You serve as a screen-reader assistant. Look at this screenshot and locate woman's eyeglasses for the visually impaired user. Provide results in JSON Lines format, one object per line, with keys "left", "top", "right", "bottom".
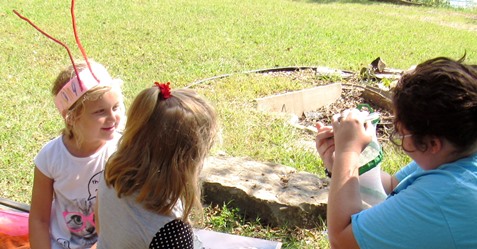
{"left": 389, "top": 130, "right": 413, "bottom": 147}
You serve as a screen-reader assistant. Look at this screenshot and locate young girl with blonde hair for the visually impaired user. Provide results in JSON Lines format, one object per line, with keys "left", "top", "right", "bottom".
{"left": 29, "top": 60, "right": 125, "bottom": 249}
{"left": 96, "top": 82, "right": 217, "bottom": 248}
{"left": 14, "top": 2, "right": 125, "bottom": 248}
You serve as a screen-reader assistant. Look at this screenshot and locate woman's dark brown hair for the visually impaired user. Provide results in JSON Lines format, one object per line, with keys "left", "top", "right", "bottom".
{"left": 392, "top": 56, "right": 477, "bottom": 154}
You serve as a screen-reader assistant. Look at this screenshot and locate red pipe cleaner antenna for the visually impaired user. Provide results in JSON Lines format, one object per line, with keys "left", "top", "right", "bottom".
{"left": 12, "top": 10, "right": 82, "bottom": 88}
{"left": 70, "top": 0, "right": 99, "bottom": 84}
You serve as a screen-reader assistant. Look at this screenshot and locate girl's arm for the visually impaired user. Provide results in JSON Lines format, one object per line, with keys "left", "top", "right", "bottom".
{"left": 29, "top": 167, "right": 54, "bottom": 249}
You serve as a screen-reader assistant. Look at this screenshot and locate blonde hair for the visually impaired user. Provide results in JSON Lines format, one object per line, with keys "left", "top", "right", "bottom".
{"left": 52, "top": 60, "right": 124, "bottom": 145}
{"left": 104, "top": 87, "right": 217, "bottom": 221}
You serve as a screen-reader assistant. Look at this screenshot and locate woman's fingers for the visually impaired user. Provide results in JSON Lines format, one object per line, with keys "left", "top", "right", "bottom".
{"left": 315, "top": 122, "right": 335, "bottom": 169}
{"left": 331, "top": 109, "right": 374, "bottom": 152}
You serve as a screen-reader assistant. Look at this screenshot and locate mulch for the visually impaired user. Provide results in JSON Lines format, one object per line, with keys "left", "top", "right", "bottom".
{"left": 251, "top": 65, "right": 399, "bottom": 142}
{"left": 299, "top": 84, "right": 395, "bottom": 143}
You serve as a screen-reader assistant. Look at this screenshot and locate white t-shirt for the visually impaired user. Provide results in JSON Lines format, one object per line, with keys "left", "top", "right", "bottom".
{"left": 34, "top": 133, "right": 120, "bottom": 249}
{"left": 96, "top": 177, "right": 184, "bottom": 249}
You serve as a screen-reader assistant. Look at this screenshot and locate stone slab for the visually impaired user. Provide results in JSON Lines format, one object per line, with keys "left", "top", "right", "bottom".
{"left": 200, "top": 156, "right": 329, "bottom": 228}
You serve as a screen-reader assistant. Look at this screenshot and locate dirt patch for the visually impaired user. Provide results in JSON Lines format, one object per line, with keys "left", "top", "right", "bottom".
{"left": 299, "top": 84, "right": 395, "bottom": 143}
{"left": 193, "top": 66, "right": 399, "bottom": 142}
{"left": 260, "top": 67, "right": 397, "bottom": 142}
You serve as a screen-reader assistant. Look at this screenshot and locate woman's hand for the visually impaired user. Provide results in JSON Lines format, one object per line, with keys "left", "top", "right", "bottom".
{"left": 315, "top": 122, "right": 335, "bottom": 173}
{"left": 332, "top": 109, "right": 374, "bottom": 155}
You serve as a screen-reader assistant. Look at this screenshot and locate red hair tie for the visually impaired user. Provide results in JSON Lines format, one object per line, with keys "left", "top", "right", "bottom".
{"left": 154, "top": 82, "right": 172, "bottom": 99}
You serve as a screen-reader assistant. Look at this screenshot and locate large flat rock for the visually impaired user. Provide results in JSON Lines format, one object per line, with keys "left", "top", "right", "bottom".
{"left": 200, "top": 156, "right": 329, "bottom": 228}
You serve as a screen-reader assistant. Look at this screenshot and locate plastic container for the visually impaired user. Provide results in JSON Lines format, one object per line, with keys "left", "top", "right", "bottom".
{"left": 357, "top": 108, "right": 387, "bottom": 206}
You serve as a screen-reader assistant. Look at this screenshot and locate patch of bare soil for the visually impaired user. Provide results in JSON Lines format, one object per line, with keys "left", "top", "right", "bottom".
{"left": 300, "top": 84, "right": 395, "bottom": 143}
{"left": 261, "top": 66, "right": 398, "bottom": 143}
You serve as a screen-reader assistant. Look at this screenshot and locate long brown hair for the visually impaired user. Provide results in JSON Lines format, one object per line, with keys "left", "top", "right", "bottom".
{"left": 104, "top": 87, "right": 217, "bottom": 221}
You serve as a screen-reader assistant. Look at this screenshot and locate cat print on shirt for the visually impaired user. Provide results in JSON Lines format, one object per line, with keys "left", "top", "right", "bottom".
{"left": 61, "top": 199, "right": 97, "bottom": 248}
{"left": 55, "top": 171, "right": 103, "bottom": 248}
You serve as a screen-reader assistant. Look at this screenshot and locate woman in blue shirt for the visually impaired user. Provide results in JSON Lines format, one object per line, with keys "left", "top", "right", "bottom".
{"left": 315, "top": 56, "right": 477, "bottom": 249}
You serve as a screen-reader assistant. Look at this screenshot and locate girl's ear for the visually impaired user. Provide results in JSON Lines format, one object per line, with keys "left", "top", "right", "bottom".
{"left": 65, "top": 114, "right": 75, "bottom": 126}
{"left": 428, "top": 136, "right": 442, "bottom": 154}
{"left": 65, "top": 116, "right": 71, "bottom": 125}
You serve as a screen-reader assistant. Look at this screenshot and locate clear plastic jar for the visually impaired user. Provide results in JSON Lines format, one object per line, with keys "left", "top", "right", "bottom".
{"left": 357, "top": 108, "right": 387, "bottom": 206}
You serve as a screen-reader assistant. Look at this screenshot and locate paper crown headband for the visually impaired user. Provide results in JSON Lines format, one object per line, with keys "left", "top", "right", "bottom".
{"left": 54, "top": 63, "right": 114, "bottom": 115}
{"left": 13, "top": 0, "right": 113, "bottom": 116}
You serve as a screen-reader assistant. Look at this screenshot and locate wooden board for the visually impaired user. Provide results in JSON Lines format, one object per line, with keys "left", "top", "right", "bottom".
{"left": 255, "top": 83, "right": 342, "bottom": 116}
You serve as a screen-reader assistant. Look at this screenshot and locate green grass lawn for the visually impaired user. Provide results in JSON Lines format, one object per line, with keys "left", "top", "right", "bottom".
{"left": 1, "top": 0, "right": 477, "bottom": 248}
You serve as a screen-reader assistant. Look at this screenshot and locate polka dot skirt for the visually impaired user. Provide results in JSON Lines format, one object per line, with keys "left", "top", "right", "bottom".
{"left": 149, "top": 219, "right": 194, "bottom": 249}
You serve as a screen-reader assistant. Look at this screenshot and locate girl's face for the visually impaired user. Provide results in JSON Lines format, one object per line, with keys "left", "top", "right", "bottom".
{"left": 75, "top": 89, "right": 122, "bottom": 146}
